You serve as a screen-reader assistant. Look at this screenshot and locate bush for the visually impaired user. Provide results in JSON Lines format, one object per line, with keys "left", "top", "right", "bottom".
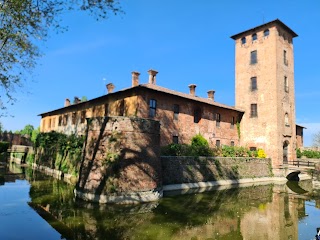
{"left": 257, "top": 149, "right": 266, "bottom": 158}
{"left": 301, "top": 149, "right": 320, "bottom": 159}
{"left": 0, "top": 141, "right": 9, "bottom": 153}
{"left": 296, "top": 148, "right": 302, "bottom": 158}
{"left": 191, "top": 134, "right": 209, "bottom": 148}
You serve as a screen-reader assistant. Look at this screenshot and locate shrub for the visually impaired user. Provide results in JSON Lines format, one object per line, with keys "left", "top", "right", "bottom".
{"left": 191, "top": 134, "right": 209, "bottom": 148}
{"left": 257, "top": 149, "right": 266, "bottom": 158}
{"left": 296, "top": 148, "right": 302, "bottom": 158}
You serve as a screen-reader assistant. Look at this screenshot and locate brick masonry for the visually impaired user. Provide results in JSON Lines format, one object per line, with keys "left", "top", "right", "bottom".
{"left": 75, "top": 116, "right": 162, "bottom": 203}
{"left": 161, "top": 156, "right": 273, "bottom": 185}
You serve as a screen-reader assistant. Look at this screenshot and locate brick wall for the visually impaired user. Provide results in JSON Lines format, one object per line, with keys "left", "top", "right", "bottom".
{"left": 161, "top": 156, "right": 272, "bottom": 185}
{"left": 76, "top": 116, "right": 162, "bottom": 197}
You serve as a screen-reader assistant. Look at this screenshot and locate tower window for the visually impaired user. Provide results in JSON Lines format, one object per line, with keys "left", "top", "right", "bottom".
{"left": 252, "top": 33, "right": 257, "bottom": 41}
{"left": 241, "top": 37, "right": 246, "bottom": 45}
{"left": 216, "top": 140, "right": 221, "bottom": 147}
{"left": 194, "top": 107, "right": 201, "bottom": 123}
{"left": 250, "top": 50, "right": 257, "bottom": 64}
{"left": 285, "top": 113, "right": 289, "bottom": 126}
{"left": 250, "top": 104, "right": 258, "bottom": 117}
{"left": 149, "top": 99, "right": 157, "bottom": 118}
{"left": 251, "top": 77, "right": 257, "bottom": 91}
{"left": 216, "top": 113, "right": 221, "bottom": 127}
{"left": 284, "top": 76, "right": 289, "bottom": 92}
{"left": 264, "top": 29, "right": 270, "bottom": 37}
{"left": 173, "top": 104, "right": 179, "bottom": 120}
{"left": 284, "top": 50, "right": 288, "bottom": 65}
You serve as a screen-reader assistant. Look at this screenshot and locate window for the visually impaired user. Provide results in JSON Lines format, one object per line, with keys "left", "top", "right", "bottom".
{"left": 216, "top": 113, "right": 221, "bottom": 127}
{"left": 250, "top": 50, "right": 257, "bottom": 64}
{"left": 241, "top": 37, "right": 246, "bottom": 45}
{"left": 52, "top": 118, "right": 55, "bottom": 128}
{"left": 42, "top": 119, "right": 45, "bottom": 130}
{"left": 72, "top": 112, "right": 76, "bottom": 125}
{"left": 48, "top": 119, "right": 51, "bottom": 129}
{"left": 81, "top": 111, "right": 86, "bottom": 123}
{"left": 119, "top": 100, "right": 125, "bottom": 116}
{"left": 264, "top": 29, "right": 270, "bottom": 37}
{"left": 250, "top": 104, "right": 258, "bottom": 117}
{"left": 149, "top": 99, "right": 157, "bottom": 118}
{"left": 284, "top": 76, "right": 289, "bottom": 92}
{"left": 285, "top": 113, "right": 289, "bottom": 126}
{"left": 173, "top": 136, "right": 178, "bottom": 144}
{"left": 284, "top": 50, "right": 288, "bottom": 65}
{"left": 250, "top": 147, "right": 257, "bottom": 151}
{"left": 104, "top": 104, "right": 109, "bottom": 117}
{"left": 252, "top": 33, "right": 257, "bottom": 41}
{"left": 216, "top": 140, "right": 221, "bottom": 147}
{"left": 231, "top": 116, "right": 235, "bottom": 129}
{"left": 58, "top": 116, "right": 62, "bottom": 126}
{"left": 173, "top": 104, "right": 179, "bottom": 120}
{"left": 231, "top": 141, "right": 235, "bottom": 147}
{"left": 251, "top": 77, "right": 257, "bottom": 91}
{"left": 194, "top": 107, "right": 201, "bottom": 123}
{"left": 63, "top": 114, "right": 68, "bottom": 126}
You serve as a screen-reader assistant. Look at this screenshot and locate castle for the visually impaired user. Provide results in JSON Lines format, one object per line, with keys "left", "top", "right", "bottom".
{"left": 39, "top": 19, "right": 304, "bottom": 168}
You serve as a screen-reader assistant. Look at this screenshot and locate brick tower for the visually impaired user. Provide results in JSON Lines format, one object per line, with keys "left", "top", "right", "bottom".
{"left": 231, "top": 19, "right": 298, "bottom": 169}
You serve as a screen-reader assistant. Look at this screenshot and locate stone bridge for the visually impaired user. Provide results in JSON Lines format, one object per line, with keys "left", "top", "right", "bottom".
{"left": 280, "top": 160, "right": 316, "bottom": 181}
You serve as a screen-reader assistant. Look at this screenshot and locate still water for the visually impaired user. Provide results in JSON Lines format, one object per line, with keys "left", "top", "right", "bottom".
{"left": 0, "top": 163, "right": 320, "bottom": 240}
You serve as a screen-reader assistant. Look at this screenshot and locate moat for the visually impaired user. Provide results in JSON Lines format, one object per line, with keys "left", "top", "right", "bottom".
{"left": 1, "top": 163, "right": 320, "bottom": 240}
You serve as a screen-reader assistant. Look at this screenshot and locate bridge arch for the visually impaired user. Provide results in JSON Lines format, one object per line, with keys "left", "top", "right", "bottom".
{"left": 286, "top": 170, "right": 301, "bottom": 181}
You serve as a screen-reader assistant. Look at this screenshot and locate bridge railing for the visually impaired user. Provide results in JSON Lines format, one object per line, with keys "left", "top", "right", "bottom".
{"left": 291, "top": 160, "right": 315, "bottom": 168}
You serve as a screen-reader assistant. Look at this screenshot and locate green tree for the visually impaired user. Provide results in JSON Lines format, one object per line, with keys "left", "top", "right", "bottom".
{"left": 19, "top": 124, "right": 34, "bottom": 136}
{"left": 0, "top": 0, "right": 122, "bottom": 111}
{"left": 31, "top": 126, "right": 40, "bottom": 144}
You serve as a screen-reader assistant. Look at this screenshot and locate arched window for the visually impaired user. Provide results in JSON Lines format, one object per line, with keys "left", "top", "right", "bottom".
{"left": 264, "top": 29, "right": 270, "bottom": 37}
{"left": 285, "top": 113, "right": 289, "bottom": 126}
{"left": 241, "top": 37, "right": 246, "bottom": 45}
{"left": 252, "top": 33, "right": 257, "bottom": 41}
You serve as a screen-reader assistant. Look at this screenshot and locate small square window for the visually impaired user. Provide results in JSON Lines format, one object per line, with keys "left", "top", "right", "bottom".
{"left": 241, "top": 37, "right": 246, "bottom": 45}
{"left": 264, "top": 29, "right": 270, "bottom": 37}
{"left": 250, "top": 147, "right": 257, "bottom": 151}
{"left": 216, "top": 140, "right": 221, "bottom": 147}
{"left": 252, "top": 33, "right": 257, "bottom": 41}
{"left": 231, "top": 141, "right": 235, "bottom": 147}
{"left": 173, "top": 136, "right": 178, "bottom": 144}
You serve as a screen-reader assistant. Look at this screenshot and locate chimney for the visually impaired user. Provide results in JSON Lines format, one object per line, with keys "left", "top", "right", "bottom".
{"left": 148, "top": 69, "right": 158, "bottom": 85}
{"left": 106, "top": 83, "right": 115, "bottom": 94}
{"left": 207, "top": 90, "right": 215, "bottom": 101}
{"left": 74, "top": 96, "right": 81, "bottom": 104}
{"left": 188, "top": 84, "right": 197, "bottom": 96}
{"left": 64, "top": 98, "right": 70, "bottom": 107}
{"left": 132, "top": 71, "right": 140, "bottom": 87}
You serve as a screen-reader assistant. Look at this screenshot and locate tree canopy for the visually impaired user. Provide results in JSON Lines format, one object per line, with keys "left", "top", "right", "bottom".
{"left": 0, "top": 0, "right": 122, "bottom": 112}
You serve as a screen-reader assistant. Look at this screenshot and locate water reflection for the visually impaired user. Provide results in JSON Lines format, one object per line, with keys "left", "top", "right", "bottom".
{"left": 1, "top": 163, "right": 320, "bottom": 240}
